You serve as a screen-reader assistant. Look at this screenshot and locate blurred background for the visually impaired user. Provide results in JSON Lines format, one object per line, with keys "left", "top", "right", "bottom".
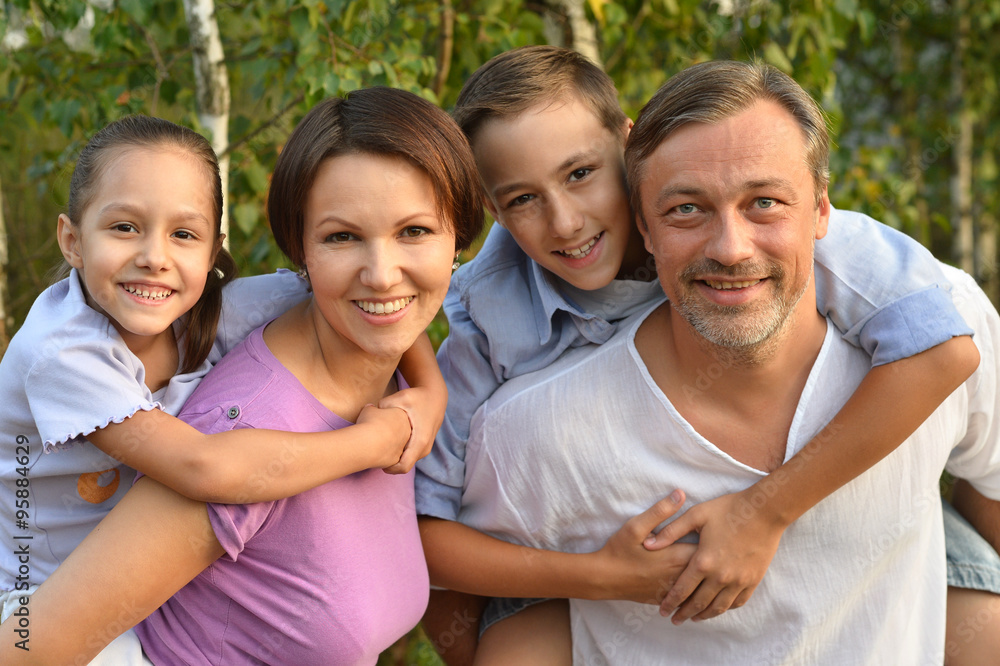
{"left": 1, "top": 1, "right": 998, "bottom": 662}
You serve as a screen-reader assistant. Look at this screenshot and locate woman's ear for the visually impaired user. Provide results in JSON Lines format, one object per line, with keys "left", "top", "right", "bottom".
{"left": 57, "top": 214, "right": 85, "bottom": 269}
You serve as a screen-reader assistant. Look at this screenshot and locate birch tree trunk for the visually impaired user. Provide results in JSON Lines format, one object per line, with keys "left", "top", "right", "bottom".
{"left": 183, "top": 0, "right": 231, "bottom": 242}
{"left": 542, "top": 0, "right": 603, "bottom": 67}
{"left": 0, "top": 172, "right": 9, "bottom": 355}
{"left": 951, "top": 4, "right": 974, "bottom": 275}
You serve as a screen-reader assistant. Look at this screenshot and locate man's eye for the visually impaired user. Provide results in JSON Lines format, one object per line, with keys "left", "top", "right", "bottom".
{"left": 676, "top": 204, "right": 697, "bottom": 214}
{"left": 755, "top": 198, "right": 776, "bottom": 209}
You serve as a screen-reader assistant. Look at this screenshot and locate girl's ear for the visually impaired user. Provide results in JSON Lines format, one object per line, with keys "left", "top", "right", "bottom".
{"left": 57, "top": 214, "right": 84, "bottom": 269}
{"left": 212, "top": 234, "right": 226, "bottom": 268}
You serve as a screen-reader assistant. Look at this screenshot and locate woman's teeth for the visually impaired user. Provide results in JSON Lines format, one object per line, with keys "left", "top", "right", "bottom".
{"left": 356, "top": 297, "right": 413, "bottom": 315}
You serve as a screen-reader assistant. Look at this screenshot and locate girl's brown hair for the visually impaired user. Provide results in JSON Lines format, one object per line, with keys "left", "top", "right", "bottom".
{"left": 67, "top": 115, "right": 237, "bottom": 373}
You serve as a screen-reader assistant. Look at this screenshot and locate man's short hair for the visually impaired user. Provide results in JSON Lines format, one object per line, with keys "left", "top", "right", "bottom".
{"left": 625, "top": 60, "right": 831, "bottom": 220}
{"left": 453, "top": 45, "right": 628, "bottom": 146}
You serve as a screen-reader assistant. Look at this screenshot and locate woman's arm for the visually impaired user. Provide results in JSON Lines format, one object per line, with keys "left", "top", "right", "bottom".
{"left": 0, "top": 477, "right": 223, "bottom": 664}
{"left": 87, "top": 403, "right": 411, "bottom": 504}
{"left": 382, "top": 332, "right": 448, "bottom": 474}
{"left": 419, "top": 492, "right": 696, "bottom": 603}
{"left": 651, "top": 335, "right": 980, "bottom": 623}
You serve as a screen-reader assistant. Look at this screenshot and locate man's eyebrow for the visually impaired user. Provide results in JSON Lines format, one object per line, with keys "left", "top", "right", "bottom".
{"left": 652, "top": 178, "right": 798, "bottom": 209}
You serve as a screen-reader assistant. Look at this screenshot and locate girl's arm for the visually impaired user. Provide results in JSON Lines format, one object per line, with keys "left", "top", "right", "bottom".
{"left": 651, "top": 335, "right": 979, "bottom": 623}
{"left": 381, "top": 332, "right": 448, "bottom": 474}
{"left": 418, "top": 492, "right": 697, "bottom": 602}
{"left": 0, "top": 476, "right": 222, "bottom": 664}
{"left": 88, "top": 403, "right": 411, "bottom": 504}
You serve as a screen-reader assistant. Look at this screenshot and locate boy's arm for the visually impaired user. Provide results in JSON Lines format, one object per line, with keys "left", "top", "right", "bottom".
{"left": 652, "top": 335, "right": 979, "bottom": 623}
{"left": 418, "top": 492, "right": 696, "bottom": 602}
{"left": 88, "top": 404, "right": 411, "bottom": 503}
{"left": 952, "top": 479, "right": 1000, "bottom": 553}
{"left": 0, "top": 476, "right": 223, "bottom": 664}
{"left": 380, "top": 332, "right": 448, "bottom": 474}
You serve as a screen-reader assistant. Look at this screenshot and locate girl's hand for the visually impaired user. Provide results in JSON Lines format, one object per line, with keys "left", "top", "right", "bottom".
{"left": 643, "top": 488, "right": 787, "bottom": 623}
{"left": 588, "top": 491, "right": 698, "bottom": 603}
{"left": 356, "top": 403, "right": 412, "bottom": 471}
{"left": 378, "top": 384, "right": 446, "bottom": 474}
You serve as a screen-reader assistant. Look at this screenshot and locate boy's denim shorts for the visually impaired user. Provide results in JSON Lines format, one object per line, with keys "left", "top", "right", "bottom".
{"left": 480, "top": 497, "right": 1000, "bottom": 637}
{"left": 944, "top": 497, "right": 1000, "bottom": 594}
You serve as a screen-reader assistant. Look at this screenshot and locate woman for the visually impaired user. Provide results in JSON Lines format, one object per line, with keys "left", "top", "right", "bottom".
{"left": 0, "top": 87, "right": 484, "bottom": 665}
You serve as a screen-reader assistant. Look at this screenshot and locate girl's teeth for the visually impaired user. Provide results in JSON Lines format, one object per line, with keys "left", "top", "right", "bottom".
{"left": 357, "top": 297, "right": 414, "bottom": 315}
{"left": 124, "top": 285, "right": 171, "bottom": 300}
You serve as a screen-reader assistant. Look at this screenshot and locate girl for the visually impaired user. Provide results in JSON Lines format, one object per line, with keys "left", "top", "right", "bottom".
{"left": 0, "top": 86, "right": 484, "bottom": 665}
{"left": 0, "top": 113, "right": 446, "bottom": 662}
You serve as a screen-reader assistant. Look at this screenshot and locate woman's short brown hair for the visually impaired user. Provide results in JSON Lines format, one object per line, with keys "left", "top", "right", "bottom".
{"left": 268, "top": 87, "right": 485, "bottom": 265}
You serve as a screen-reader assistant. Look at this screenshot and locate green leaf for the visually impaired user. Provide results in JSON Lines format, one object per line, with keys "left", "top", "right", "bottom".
{"left": 232, "top": 202, "right": 261, "bottom": 236}
{"left": 762, "top": 42, "right": 794, "bottom": 73}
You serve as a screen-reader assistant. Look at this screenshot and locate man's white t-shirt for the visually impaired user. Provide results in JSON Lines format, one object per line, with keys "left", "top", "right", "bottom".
{"left": 460, "top": 265, "right": 1000, "bottom": 665}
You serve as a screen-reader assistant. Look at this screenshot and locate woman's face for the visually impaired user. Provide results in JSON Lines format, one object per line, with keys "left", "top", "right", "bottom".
{"left": 301, "top": 153, "right": 456, "bottom": 361}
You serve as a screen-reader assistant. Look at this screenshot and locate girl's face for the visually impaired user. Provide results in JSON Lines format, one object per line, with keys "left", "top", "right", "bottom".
{"left": 301, "top": 153, "right": 456, "bottom": 361}
{"left": 58, "top": 146, "right": 221, "bottom": 349}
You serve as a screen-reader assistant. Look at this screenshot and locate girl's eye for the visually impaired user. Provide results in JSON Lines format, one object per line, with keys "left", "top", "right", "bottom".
{"left": 173, "top": 230, "right": 195, "bottom": 240}
{"left": 402, "top": 226, "right": 430, "bottom": 238}
{"left": 755, "top": 197, "right": 777, "bottom": 209}
{"left": 326, "top": 232, "right": 355, "bottom": 243}
{"left": 568, "top": 168, "right": 592, "bottom": 182}
{"left": 113, "top": 223, "right": 136, "bottom": 233}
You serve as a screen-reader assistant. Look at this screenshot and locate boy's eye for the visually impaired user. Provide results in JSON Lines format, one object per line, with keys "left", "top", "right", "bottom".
{"left": 508, "top": 194, "right": 535, "bottom": 208}
{"left": 568, "top": 168, "right": 592, "bottom": 182}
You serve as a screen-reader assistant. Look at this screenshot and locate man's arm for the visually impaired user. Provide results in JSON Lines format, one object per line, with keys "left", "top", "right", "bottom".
{"left": 419, "top": 492, "right": 696, "bottom": 603}
{"left": 0, "top": 477, "right": 223, "bottom": 664}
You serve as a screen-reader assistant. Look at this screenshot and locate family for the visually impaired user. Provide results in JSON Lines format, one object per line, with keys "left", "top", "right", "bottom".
{"left": 0, "top": 45, "right": 998, "bottom": 665}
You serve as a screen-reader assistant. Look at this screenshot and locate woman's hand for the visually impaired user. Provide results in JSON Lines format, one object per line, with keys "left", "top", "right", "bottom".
{"left": 355, "top": 403, "right": 412, "bottom": 471}
{"left": 586, "top": 491, "right": 698, "bottom": 604}
{"left": 644, "top": 488, "right": 786, "bottom": 623}
{"left": 378, "top": 384, "right": 445, "bottom": 474}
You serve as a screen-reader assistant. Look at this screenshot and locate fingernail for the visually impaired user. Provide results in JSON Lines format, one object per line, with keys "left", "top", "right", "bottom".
{"left": 644, "top": 535, "right": 656, "bottom": 546}
{"left": 671, "top": 489, "right": 683, "bottom": 503}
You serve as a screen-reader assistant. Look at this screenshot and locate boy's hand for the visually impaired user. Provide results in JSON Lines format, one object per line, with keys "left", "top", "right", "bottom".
{"left": 589, "top": 490, "right": 698, "bottom": 603}
{"left": 378, "top": 385, "right": 445, "bottom": 474}
{"left": 643, "top": 489, "right": 786, "bottom": 623}
{"left": 355, "top": 403, "right": 412, "bottom": 471}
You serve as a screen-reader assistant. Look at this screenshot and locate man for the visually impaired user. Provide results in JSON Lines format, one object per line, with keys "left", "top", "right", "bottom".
{"left": 452, "top": 60, "right": 1000, "bottom": 662}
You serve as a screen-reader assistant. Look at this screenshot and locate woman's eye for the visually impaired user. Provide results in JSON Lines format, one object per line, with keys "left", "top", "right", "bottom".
{"left": 568, "top": 168, "right": 592, "bottom": 182}
{"left": 326, "top": 232, "right": 354, "bottom": 243}
{"left": 402, "top": 227, "right": 429, "bottom": 238}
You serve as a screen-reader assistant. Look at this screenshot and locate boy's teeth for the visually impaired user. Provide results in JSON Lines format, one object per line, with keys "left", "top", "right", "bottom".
{"left": 559, "top": 235, "right": 599, "bottom": 258}
{"left": 706, "top": 279, "right": 761, "bottom": 290}
{"left": 123, "top": 285, "right": 171, "bottom": 300}
{"left": 357, "top": 297, "right": 414, "bottom": 315}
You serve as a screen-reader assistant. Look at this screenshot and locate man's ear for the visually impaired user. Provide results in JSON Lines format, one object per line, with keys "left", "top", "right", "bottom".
{"left": 57, "top": 214, "right": 85, "bottom": 269}
{"left": 814, "top": 187, "right": 831, "bottom": 240}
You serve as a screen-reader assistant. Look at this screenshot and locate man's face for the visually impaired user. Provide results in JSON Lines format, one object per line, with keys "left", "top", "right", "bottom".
{"left": 473, "top": 95, "right": 641, "bottom": 290}
{"left": 637, "top": 99, "right": 830, "bottom": 352}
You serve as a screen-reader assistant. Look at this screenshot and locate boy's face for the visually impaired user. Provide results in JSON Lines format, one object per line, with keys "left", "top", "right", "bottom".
{"left": 473, "top": 95, "right": 640, "bottom": 291}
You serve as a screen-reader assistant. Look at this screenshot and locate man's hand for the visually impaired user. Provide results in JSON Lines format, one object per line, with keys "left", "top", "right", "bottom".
{"left": 588, "top": 490, "right": 698, "bottom": 603}
{"left": 644, "top": 488, "right": 787, "bottom": 623}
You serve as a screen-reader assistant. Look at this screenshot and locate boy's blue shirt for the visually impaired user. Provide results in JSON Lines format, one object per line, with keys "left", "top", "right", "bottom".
{"left": 415, "top": 207, "right": 973, "bottom": 521}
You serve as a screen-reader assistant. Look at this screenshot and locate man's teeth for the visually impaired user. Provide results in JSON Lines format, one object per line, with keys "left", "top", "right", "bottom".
{"left": 706, "top": 279, "right": 761, "bottom": 290}
{"left": 357, "top": 297, "right": 414, "bottom": 315}
{"left": 123, "top": 285, "right": 171, "bottom": 300}
{"left": 559, "top": 235, "right": 599, "bottom": 258}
